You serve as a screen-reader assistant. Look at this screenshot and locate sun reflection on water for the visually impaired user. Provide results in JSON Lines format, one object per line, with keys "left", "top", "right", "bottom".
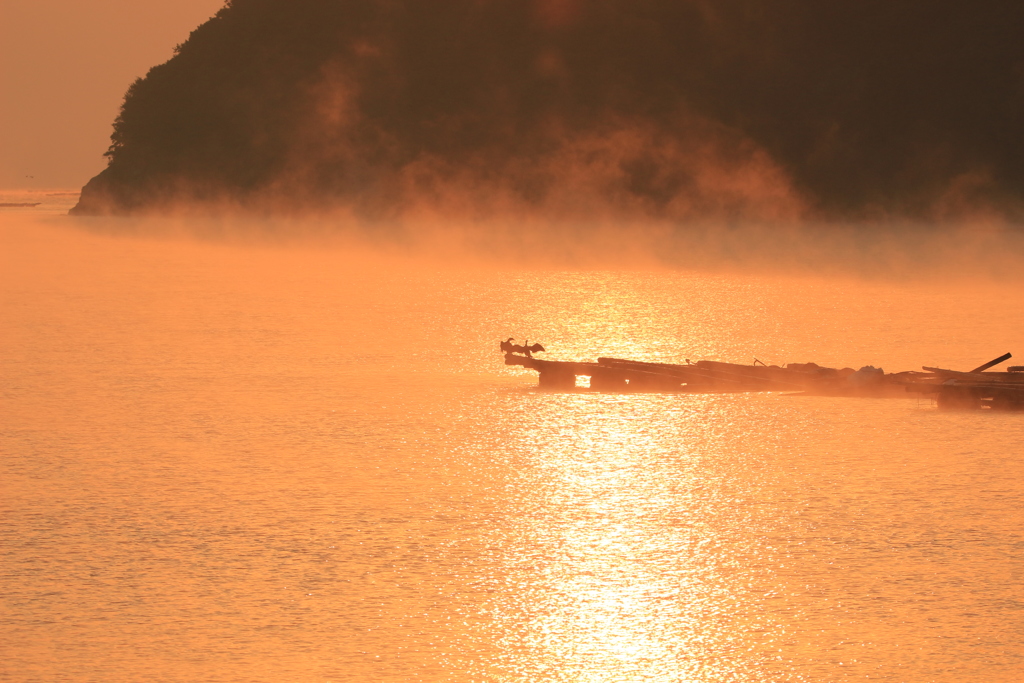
{"left": 485, "top": 392, "right": 777, "bottom": 682}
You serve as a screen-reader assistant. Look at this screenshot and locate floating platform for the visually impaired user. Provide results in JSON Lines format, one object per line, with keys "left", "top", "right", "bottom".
{"left": 502, "top": 344, "right": 1024, "bottom": 409}
{"left": 907, "top": 363, "right": 1024, "bottom": 409}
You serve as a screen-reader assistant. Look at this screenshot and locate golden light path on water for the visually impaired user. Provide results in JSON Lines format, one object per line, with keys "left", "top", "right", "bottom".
{"left": 479, "top": 390, "right": 1024, "bottom": 682}
{"left": 3, "top": 212, "right": 1024, "bottom": 682}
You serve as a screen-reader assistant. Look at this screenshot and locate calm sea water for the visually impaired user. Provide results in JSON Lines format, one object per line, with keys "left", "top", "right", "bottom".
{"left": 3, "top": 214, "right": 1024, "bottom": 682}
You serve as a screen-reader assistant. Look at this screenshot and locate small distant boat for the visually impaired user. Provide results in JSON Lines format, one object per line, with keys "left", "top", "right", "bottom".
{"left": 0, "top": 202, "right": 42, "bottom": 208}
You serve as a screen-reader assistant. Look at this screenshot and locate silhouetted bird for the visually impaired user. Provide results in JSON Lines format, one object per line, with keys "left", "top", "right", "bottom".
{"left": 499, "top": 338, "right": 546, "bottom": 357}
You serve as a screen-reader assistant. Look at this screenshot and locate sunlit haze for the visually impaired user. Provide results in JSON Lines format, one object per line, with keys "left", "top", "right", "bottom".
{"left": 3, "top": 2, "right": 1024, "bottom": 682}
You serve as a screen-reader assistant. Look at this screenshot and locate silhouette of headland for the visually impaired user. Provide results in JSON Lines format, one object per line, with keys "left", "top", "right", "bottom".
{"left": 72, "top": 0, "right": 1024, "bottom": 222}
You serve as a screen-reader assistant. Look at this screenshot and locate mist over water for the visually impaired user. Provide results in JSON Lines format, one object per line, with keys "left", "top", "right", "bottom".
{"left": 4, "top": 210, "right": 1024, "bottom": 681}
{"left": 59, "top": 211, "right": 1024, "bottom": 282}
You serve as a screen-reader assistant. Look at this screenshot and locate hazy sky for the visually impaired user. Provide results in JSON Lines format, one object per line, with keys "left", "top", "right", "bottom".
{"left": 1, "top": 0, "right": 225, "bottom": 189}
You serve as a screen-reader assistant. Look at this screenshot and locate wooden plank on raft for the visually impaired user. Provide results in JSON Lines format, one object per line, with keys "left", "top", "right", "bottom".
{"left": 922, "top": 366, "right": 1024, "bottom": 383}
{"left": 970, "top": 353, "right": 1012, "bottom": 373}
{"left": 598, "top": 357, "right": 743, "bottom": 384}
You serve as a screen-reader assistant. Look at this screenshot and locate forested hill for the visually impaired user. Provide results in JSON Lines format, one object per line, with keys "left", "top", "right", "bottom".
{"left": 72, "top": 0, "right": 1024, "bottom": 222}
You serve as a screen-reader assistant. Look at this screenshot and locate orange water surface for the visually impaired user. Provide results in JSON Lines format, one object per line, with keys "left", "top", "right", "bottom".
{"left": 2, "top": 214, "right": 1024, "bottom": 682}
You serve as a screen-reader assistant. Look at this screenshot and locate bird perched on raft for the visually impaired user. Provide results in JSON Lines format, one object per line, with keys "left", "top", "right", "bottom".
{"left": 501, "top": 338, "right": 546, "bottom": 357}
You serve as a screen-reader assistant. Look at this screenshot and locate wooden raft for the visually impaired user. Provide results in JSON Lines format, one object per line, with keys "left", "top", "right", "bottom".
{"left": 503, "top": 345, "right": 1024, "bottom": 409}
